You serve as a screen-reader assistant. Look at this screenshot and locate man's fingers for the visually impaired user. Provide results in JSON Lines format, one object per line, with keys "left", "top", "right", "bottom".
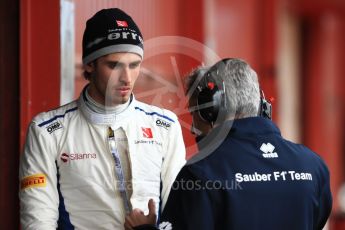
{"left": 148, "top": 199, "right": 156, "bottom": 217}
{"left": 124, "top": 218, "right": 134, "bottom": 230}
{"left": 125, "top": 209, "right": 142, "bottom": 227}
{"left": 132, "top": 208, "right": 144, "bottom": 214}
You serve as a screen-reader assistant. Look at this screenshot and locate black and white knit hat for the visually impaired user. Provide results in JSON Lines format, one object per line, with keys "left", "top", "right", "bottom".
{"left": 82, "top": 8, "right": 144, "bottom": 64}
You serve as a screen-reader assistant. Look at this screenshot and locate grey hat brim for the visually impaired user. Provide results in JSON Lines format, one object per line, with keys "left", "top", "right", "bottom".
{"left": 82, "top": 44, "right": 144, "bottom": 64}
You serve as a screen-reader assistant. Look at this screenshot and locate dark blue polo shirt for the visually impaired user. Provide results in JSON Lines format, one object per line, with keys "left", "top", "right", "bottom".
{"left": 160, "top": 117, "right": 332, "bottom": 230}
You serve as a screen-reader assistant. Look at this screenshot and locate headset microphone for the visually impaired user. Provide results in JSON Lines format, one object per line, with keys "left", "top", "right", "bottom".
{"left": 258, "top": 90, "right": 272, "bottom": 120}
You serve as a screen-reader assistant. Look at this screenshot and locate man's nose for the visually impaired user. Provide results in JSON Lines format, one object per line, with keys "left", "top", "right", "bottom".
{"left": 120, "top": 67, "right": 131, "bottom": 84}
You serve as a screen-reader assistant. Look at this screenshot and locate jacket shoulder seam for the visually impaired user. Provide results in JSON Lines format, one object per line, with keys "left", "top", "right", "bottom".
{"left": 134, "top": 106, "right": 176, "bottom": 123}
{"left": 37, "top": 106, "right": 78, "bottom": 127}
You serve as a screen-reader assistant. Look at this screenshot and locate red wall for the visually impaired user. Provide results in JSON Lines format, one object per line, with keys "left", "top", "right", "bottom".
{"left": 211, "top": 0, "right": 277, "bottom": 117}
{"left": 302, "top": 12, "right": 345, "bottom": 212}
{"left": 286, "top": 0, "right": 345, "bottom": 223}
{"left": 20, "top": 0, "right": 61, "bottom": 147}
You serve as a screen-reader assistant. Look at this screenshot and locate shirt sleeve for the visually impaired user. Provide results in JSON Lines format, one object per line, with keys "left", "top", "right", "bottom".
{"left": 160, "top": 113, "right": 186, "bottom": 210}
{"left": 159, "top": 167, "right": 215, "bottom": 230}
{"left": 316, "top": 164, "right": 332, "bottom": 230}
{"left": 19, "top": 121, "right": 59, "bottom": 230}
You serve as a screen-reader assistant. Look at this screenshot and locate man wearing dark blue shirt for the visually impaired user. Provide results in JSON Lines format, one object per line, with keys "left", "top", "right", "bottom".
{"left": 125, "top": 58, "right": 332, "bottom": 230}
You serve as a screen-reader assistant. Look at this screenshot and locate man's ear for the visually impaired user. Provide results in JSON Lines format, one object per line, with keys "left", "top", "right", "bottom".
{"left": 84, "top": 62, "right": 95, "bottom": 75}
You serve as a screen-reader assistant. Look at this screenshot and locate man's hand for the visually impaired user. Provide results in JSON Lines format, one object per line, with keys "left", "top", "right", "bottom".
{"left": 124, "top": 199, "right": 157, "bottom": 230}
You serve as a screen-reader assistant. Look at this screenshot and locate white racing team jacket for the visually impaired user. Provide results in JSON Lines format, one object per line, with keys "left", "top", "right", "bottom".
{"left": 19, "top": 92, "right": 186, "bottom": 229}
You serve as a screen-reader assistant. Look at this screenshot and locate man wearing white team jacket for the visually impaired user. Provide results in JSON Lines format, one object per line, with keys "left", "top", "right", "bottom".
{"left": 19, "top": 8, "right": 186, "bottom": 229}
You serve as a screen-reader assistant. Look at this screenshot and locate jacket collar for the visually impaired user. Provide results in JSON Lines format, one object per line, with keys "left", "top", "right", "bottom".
{"left": 229, "top": 117, "right": 281, "bottom": 137}
{"left": 187, "top": 117, "right": 281, "bottom": 165}
{"left": 78, "top": 86, "right": 136, "bottom": 126}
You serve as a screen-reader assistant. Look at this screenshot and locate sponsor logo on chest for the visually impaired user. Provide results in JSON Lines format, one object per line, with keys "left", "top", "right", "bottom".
{"left": 60, "top": 152, "right": 97, "bottom": 163}
{"left": 141, "top": 127, "right": 153, "bottom": 138}
{"left": 134, "top": 127, "right": 162, "bottom": 146}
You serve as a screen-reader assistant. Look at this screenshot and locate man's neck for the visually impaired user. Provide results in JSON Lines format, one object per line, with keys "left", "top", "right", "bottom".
{"left": 84, "top": 87, "right": 130, "bottom": 114}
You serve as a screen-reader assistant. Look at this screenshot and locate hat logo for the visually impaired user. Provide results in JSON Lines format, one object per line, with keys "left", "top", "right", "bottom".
{"left": 116, "top": 20, "right": 128, "bottom": 27}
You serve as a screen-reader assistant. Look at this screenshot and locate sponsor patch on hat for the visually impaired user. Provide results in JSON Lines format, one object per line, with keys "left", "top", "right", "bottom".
{"left": 116, "top": 20, "right": 128, "bottom": 27}
{"left": 21, "top": 174, "right": 47, "bottom": 190}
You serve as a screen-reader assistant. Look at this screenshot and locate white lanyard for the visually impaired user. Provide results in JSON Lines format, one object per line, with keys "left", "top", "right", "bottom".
{"left": 108, "top": 127, "right": 131, "bottom": 214}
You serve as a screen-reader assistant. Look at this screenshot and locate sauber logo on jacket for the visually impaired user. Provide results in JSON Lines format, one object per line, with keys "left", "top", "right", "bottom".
{"left": 141, "top": 127, "right": 153, "bottom": 138}
{"left": 60, "top": 152, "right": 97, "bottom": 163}
{"left": 21, "top": 174, "right": 46, "bottom": 190}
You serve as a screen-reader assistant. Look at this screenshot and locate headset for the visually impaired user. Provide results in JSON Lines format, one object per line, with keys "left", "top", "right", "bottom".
{"left": 258, "top": 90, "right": 272, "bottom": 120}
{"left": 195, "top": 59, "right": 272, "bottom": 124}
{"left": 196, "top": 71, "right": 226, "bottom": 124}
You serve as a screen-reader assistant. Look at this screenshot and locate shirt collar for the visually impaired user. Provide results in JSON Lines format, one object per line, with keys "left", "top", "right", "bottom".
{"left": 187, "top": 117, "right": 281, "bottom": 165}
{"left": 229, "top": 117, "right": 281, "bottom": 137}
{"left": 78, "top": 85, "right": 136, "bottom": 126}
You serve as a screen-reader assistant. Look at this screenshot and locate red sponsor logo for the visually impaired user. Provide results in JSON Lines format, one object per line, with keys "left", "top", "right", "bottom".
{"left": 61, "top": 153, "right": 69, "bottom": 163}
{"left": 21, "top": 174, "right": 46, "bottom": 190}
{"left": 141, "top": 127, "right": 153, "bottom": 138}
{"left": 60, "top": 152, "right": 97, "bottom": 163}
{"left": 116, "top": 20, "right": 128, "bottom": 27}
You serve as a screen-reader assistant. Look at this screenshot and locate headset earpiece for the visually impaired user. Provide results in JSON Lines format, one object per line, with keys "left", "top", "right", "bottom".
{"left": 193, "top": 58, "right": 232, "bottom": 125}
{"left": 194, "top": 58, "right": 272, "bottom": 122}
{"left": 196, "top": 73, "right": 226, "bottom": 124}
